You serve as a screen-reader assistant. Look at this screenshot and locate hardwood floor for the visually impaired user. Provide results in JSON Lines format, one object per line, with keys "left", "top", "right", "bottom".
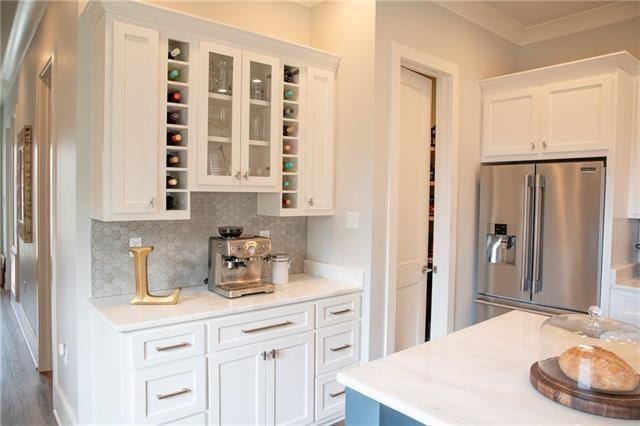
{"left": 0, "top": 289, "right": 55, "bottom": 426}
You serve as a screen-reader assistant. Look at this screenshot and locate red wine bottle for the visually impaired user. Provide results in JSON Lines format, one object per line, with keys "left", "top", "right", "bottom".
{"left": 282, "top": 197, "right": 292, "bottom": 207}
{"left": 283, "top": 125, "right": 295, "bottom": 136}
{"left": 167, "top": 111, "right": 181, "bottom": 124}
{"left": 167, "top": 91, "right": 182, "bottom": 103}
{"left": 166, "top": 154, "right": 180, "bottom": 167}
{"left": 167, "top": 132, "right": 182, "bottom": 145}
{"left": 166, "top": 176, "right": 178, "bottom": 187}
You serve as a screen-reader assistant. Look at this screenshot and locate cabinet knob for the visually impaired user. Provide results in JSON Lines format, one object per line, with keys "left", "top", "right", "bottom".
{"left": 243, "top": 172, "right": 249, "bottom": 180}
{"left": 150, "top": 198, "right": 155, "bottom": 207}
{"left": 530, "top": 143, "right": 535, "bottom": 151}
{"left": 308, "top": 198, "right": 314, "bottom": 207}
{"left": 542, "top": 141, "right": 547, "bottom": 149}
{"left": 235, "top": 171, "right": 241, "bottom": 181}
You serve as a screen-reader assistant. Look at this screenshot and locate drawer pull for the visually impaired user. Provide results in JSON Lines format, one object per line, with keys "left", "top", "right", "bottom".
{"left": 156, "top": 388, "right": 190, "bottom": 400}
{"left": 329, "top": 344, "right": 352, "bottom": 352}
{"left": 329, "top": 390, "right": 346, "bottom": 398}
{"left": 241, "top": 321, "right": 293, "bottom": 334}
{"left": 330, "top": 308, "right": 352, "bottom": 316}
{"left": 155, "top": 342, "right": 190, "bottom": 352}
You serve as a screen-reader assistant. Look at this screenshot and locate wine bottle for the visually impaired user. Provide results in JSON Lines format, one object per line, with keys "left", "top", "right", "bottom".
{"left": 283, "top": 125, "right": 295, "bottom": 136}
{"left": 167, "top": 111, "right": 181, "bottom": 124}
{"left": 284, "top": 89, "right": 294, "bottom": 99}
{"left": 283, "top": 161, "right": 294, "bottom": 171}
{"left": 167, "top": 91, "right": 182, "bottom": 103}
{"left": 168, "top": 47, "right": 181, "bottom": 59}
{"left": 283, "top": 180, "right": 291, "bottom": 188}
{"left": 167, "top": 154, "right": 180, "bottom": 167}
{"left": 166, "top": 195, "right": 175, "bottom": 210}
{"left": 282, "top": 197, "right": 292, "bottom": 207}
{"left": 283, "top": 143, "right": 292, "bottom": 153}
{"left": 284, "top": 68, "right": 299, "bottom": 83}
{"left": 167, "top": 132, "right": 183, "bottom": 145}
{"left": 166, "top": 176, "right": 178, "bottom": 187}
{"left": 168, "top": 69, "right": 180, "bottom": 81}
{"left": 283, "top": 106, "right": 296, "bottom": 118}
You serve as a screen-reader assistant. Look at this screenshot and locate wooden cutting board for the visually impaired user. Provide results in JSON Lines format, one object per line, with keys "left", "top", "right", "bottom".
{"left": 530, "top": 359, "right": 640, "bottom": 420}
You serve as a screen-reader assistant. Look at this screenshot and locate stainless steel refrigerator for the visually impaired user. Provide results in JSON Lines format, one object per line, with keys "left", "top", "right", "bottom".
{"left": 475, "top": 160, "right": 605, "bottom": 322}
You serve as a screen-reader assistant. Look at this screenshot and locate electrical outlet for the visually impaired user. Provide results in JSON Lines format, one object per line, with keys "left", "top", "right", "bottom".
{"left": 346, "top": 212, "right": 359, "bottom": 230}
{"left": 259, "top": 230, "right": 271, "bottom": 237}
{"left": 129, "top": 237, "right": 142, "bottom": 257}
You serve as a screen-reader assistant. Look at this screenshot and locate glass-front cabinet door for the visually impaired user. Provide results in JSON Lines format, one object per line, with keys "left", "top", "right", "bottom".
{"left": 199, "top": 42, "right": 242, "bottom": 185}
{"left": 241, "top": 52, "right": 279, "bottom": 186}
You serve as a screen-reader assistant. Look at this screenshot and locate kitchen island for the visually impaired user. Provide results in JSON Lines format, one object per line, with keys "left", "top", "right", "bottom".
{"left": 338, "top": 311, "right": 635, "bottom": 425}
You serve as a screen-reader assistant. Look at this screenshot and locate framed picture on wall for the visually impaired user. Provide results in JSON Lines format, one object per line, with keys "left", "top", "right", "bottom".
{"left": 17, "top": 125, "right": 33, "bottom": 243}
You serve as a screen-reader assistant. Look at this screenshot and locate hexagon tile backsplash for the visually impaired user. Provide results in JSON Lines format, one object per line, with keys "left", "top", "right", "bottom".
{"left": 91, "top": 192, "right": 307, "bottom": 298}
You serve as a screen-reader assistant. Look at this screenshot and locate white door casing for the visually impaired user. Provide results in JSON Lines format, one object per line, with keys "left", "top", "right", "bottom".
{"left": 394, "top": 68, "right": 431, "bottom": 352}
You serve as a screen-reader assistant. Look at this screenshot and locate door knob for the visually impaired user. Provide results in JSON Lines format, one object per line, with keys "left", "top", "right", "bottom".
{"left": 421, "top": 265, "right": 429, "bottom": 274}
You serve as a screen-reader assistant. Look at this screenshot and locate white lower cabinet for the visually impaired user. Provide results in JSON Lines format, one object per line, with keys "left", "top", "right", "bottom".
{"left": 91, "top": 292, "right": 361, "bottom": 425}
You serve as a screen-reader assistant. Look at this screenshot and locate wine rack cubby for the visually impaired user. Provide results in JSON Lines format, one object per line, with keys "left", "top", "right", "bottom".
{"left": 164, "top": 38, "right": 191, "bottom": 215}
{"left": 280, "top": 65, "right": 301, "bottom": 210}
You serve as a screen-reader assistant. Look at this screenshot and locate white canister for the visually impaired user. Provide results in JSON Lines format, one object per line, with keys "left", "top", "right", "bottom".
{"left": 271, "top": 253, "right": 291, "bottom": 285}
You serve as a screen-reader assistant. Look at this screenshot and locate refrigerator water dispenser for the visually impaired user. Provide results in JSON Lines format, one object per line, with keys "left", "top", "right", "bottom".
{"left": 486, "top": 224, "right": 516, "bottom": 265}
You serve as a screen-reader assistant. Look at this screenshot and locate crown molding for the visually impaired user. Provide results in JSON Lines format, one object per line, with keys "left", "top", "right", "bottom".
{"left": 435, "top": 0, "right": 640, "bottom": 47}
{"left": 82, "top": 0, "right": 340, "bottom": 70}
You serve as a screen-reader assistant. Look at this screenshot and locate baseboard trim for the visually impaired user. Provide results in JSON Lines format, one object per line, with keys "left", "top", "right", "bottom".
{"left": 10, "top": 298, "right": 38, "bottom": 368}
{"left": 54, "top": 383, "right": 78, "bottom": 425}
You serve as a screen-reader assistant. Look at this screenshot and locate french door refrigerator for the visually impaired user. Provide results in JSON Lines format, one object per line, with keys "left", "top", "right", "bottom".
{"left": 475, "top": 160, "right": 605, "bottom": 322}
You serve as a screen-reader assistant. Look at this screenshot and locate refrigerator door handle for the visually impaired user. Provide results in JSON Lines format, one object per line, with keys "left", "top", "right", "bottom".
{"left": 532, "top": 174, "right": 545, "bottom": 293}
{"left": 521, "top": 175, "right": 534, "bottom": 293}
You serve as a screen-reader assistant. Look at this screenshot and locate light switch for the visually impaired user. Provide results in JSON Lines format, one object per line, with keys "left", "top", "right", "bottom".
{"left": 346, "top": 212, "right": 359, "bottom": 229}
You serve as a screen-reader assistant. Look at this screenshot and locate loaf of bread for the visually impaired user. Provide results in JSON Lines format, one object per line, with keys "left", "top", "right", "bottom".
{"left": 558, "top": 345, "right": 639, "bottom": 392}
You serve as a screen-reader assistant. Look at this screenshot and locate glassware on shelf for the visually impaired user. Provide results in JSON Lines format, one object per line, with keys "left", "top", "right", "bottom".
{"left": 213, "top": 59, "right": 230, "bottom": 94}
{"left": 209, "top": 103, "right": 230, "bottom": 137}
{"left": 251, "top": 78, "right": 263, "bottom": 100}
{"left": 208, "top": 144, "right": 230, "bottom": 176}
{"left": 250, "top": 113, "right": 266, "bottom": 141}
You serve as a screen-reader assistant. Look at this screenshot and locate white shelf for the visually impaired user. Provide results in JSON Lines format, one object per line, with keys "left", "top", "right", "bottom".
{"left": 283, "top": 136, "right": 298, "bottom": 141}
{"left": 282, "top": 154, "right": 298, "bottom": 158}
{"left": 166, "top": 167, "right": 187, "bottom": 172}
{"left": 250, "top": 99, "right": 271, "bottom": 107}
{"left": 168, "top": 58, "right": 189, "bottom": 66}
{"left": 166, "top": 145, "right": 188, "bottom": 151}
{"left": 283, "top": 99, "right": 299, "bottom": 105}
{"left": 249, "top": 140, "right": 270, "bottom": 147}
{"left": 283, "top": 118, "right": 299, "bottom": 123}
{"left": 284, "top": 82, "right": 299, "bottom": 87}
{"left": 167, "top": 123, "right": 188, "bottom": 130}
{"left": 166, "top": 188, "right": 188, "bottom": 193}
{"left": 208, "top": 136, "right": 231, "bottom": 143}
{"left": 168, "top": 80, "right": 188, "bottom": 88}
{"left": 282, "top": 171, "right": 298, "bottom": 175}
{"left": 167, "top": 102, "right": 188, "bottom": 109}
{"left": 209, "top": 92, "right": 232, "bottom": 101}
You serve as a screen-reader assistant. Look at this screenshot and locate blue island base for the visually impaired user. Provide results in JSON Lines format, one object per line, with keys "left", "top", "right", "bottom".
{"left": 345, "top": 388, "right": 424, "bottom": 426}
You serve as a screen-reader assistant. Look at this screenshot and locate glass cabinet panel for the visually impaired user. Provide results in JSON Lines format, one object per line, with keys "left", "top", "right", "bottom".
{"left": 207, "top": 52, "right": 235, "bottom": 178}
{"left": 245, "top": 57, "right": 276, "bottom": 180}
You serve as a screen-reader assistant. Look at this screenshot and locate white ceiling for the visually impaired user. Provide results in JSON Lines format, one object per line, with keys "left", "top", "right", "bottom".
{"left": 486, "top": 1, "right": 616, "bottom": 27}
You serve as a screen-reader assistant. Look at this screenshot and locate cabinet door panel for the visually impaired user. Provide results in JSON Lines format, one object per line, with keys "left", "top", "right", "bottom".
{"left": 630, "top": 79, "right": 640, "bottom": 218}
{"left": 305, "top": 67, "right": 335, "bottom": 212}
{"left": 199, "top": 42, "right": 242, "bottom": 186}
{"left": 542, "top": 75, "right": 612, "bottom": 152}
{"left": 111, "top": 21, "right": 160, "bottom": 213}
{"left": 209, "top": 343, "right": 266, "bottom": 426}
{"left": 481, "top": 89, "right": 539, "bottom": 158}
{"left": 266, "top": 332, "right": 314, "bottom": 426}
{"left": 241, "top": 51, "right": 279, "bottom": 187}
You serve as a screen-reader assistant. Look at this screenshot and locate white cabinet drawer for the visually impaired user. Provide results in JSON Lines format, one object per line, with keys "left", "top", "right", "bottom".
{"left": 208, "top": 303, "right": 314, "bottom": 352}
{"left": 610, "top": 288, "right": 640, "bottom": 327}
{"left": 316, "top": 321, "right": 360, "bottom": 375}
{"left": 134, "top": 357, "right": 206, "bottom": 424}
{"left": 315, "top": 371, "right": 346, "bottom": 421}
{"left": 316, "top": 294, "right": 360, "bottom": 328}
{"left": 161, "top": 412, "right": 206, "bottom": 425}
{"left": 132, "top": 323, "right": 205, "bottom": 368}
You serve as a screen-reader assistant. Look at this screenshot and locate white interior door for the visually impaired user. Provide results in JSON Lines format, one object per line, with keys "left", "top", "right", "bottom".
{"left": 394, "top": 68, "right": 431, "bottom": 352}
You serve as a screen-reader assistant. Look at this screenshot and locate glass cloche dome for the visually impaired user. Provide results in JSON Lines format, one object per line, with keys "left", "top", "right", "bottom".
{"left": 538, "top": 306, "right": 640, "bottom": 394}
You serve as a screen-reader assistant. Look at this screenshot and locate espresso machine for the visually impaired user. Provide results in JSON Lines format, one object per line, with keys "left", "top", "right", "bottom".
{"left": 208, "top": 227, "right": 274, "bottom": 298}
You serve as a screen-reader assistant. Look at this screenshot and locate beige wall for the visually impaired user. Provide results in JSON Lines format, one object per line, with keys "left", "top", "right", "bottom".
{"left": 308, "top": 0, "right": 377, "bottom": 359}
{"left": 517, "top": 16, "right": 640, "bottom": 71}
{"left": 1, "top": 0, "right": 82, "bottom": 423}
{"left": 150, "top": 0, "right": 312, "bottom": 45}
{"left": 372, "top": 1, "right": 519, "bottom": 340}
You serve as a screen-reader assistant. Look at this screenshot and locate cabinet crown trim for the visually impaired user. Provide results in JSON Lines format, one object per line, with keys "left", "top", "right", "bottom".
{"left": 82, "top": 0, "right": 340, "bottom": 70}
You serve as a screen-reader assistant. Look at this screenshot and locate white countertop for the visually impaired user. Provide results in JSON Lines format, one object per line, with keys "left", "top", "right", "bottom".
{"left": 90, "top": 273, "right": 361, "bottom": 332}
{"left": 338, "top": 311, "right": 634, "bottom": 425}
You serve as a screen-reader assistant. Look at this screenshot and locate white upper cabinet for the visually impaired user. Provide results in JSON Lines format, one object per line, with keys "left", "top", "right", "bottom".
{"left": 541, "top": 76, "right": 612, "bottom": 153}
{"left": 481, "top": 89, "right": 540, "bottom": 157}
{"left": 479, "top": 54, "right": 638, "bottom": 163}
{"left": 111, "top": 22, "right": 160, "bottom": 215}
{"left": 305, "top": 67, "right": 336, "bottom": 213}
{"left": 630, "top": 77, "right": 640, "bottom": 219}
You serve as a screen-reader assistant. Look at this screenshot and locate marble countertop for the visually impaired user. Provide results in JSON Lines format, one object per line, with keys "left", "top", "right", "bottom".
{"left": 89, "top": 273, "right": 362, "bottom": 332}
{"left": 338, "top": 311, "right": 633, "bottom": 425}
